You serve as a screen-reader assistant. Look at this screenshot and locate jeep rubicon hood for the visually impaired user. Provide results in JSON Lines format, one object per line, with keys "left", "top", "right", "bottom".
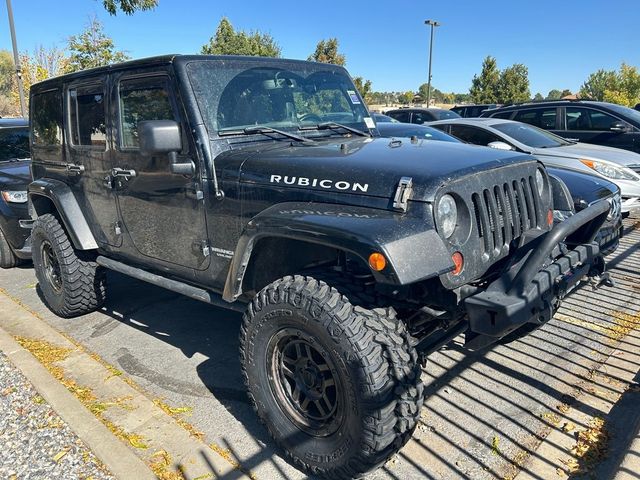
{"left": 234, "top": 137, "right": 536, "bottom": 203}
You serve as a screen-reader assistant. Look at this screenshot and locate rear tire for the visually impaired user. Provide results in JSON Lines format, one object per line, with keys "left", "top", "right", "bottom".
{"left": 240, "top": 275, "right": 424, "bottom": 479}
{"left": 31, "top": 214, "right": 106, "bottom": 318}
{"left": 0, "top": 228, "right": 18, "bottom": 269}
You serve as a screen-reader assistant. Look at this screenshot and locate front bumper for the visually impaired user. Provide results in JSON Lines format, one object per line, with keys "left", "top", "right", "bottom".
{"left": 621, "top": 196, "right": 640, "bottom": 214}
{"left": 463, "top": 200, "right": 610, "bottom": 350}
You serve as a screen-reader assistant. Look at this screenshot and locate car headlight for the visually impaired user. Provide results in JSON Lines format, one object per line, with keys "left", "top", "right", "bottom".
{"left": 436, "top": 194, "right": 458, "bottom": 238}
{"left": 535, "top": 168, "right": 545, "bottom": 195}
{"left": 1, "top": 190, "right": 28, "bottom": 204}
{"left": 579, "top": 159, "right": 639, "bottom": 181}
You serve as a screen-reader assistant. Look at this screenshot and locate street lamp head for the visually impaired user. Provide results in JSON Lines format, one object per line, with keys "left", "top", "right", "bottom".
{"left": 425, "top": 19, "right": 441, "bottom": 27}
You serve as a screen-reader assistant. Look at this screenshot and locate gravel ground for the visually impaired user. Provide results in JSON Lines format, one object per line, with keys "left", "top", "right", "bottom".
{"left": 0, "top": 351, "right": 115, "bottom": 480}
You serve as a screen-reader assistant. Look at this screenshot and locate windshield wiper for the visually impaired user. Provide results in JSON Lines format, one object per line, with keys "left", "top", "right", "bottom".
{"left": 219, "top": 126, "right": 314, "bottom": 144}
{"left": 300, "top": 122, "right": 369, "bottom": 137}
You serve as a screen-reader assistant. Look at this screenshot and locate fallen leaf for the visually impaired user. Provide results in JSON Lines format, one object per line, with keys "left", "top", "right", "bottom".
{"left": 52, "top": 447, "right": 71, "bottom": 462}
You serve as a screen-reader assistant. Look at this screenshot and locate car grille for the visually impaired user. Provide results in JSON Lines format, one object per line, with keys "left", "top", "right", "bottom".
{"left": 471, "top": 176, "right": 542, "bottom": 259}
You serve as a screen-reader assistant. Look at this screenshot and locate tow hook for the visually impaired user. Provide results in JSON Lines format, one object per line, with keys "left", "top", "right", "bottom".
{"left": 587, "top": 255, "right": 614, "bottom": 289}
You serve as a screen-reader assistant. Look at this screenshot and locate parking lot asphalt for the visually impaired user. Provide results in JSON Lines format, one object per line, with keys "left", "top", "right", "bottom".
{"left": 0, "top": 214, "right": 638, "bottom": 480}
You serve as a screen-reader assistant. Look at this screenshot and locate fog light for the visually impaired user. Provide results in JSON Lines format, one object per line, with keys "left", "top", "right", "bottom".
{"left": 452, "top": 252, "right": 464, "bottom": 275}
{"left": 368, "top": 252, "right": 387, "bottom": 271}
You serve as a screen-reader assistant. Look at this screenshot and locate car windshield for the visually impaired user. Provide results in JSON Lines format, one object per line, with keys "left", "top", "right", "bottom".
{"left": 379, "top": 124, "right": 460, "bottom": 142}
{"left": 435, "top": 110, "right": 461, "bottom": 120}
{"left": 186, "top": 59, "right": 371, "bottom": 137}
{"left": 492, "top": 122, "right": 571, "bottom": 148}
{"left": 606, "top": 103, "right": 640, "bottom": 125}
{"left": 0, "top": 127, "right": 30, "bottom": 161}
{"left": 373, "top": 114, "right": 398, "bottom": 123}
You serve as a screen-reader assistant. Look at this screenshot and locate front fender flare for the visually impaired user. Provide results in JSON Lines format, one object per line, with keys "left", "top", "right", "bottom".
{"left": 222, "top": 202, "right": 454, "bottom": 302}
{"left": 28, "top": 179, "right": 98, "bottom": 250}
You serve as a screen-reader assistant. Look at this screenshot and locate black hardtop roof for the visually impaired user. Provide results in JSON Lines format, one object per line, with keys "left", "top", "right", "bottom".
{"left": 30, "top": 54, "right": 344, "bottom": 91}
{"left": 493, "top": 99, "right": 611, "bottom": 111}
{"left": 0, "top": 117, "right": 28, "bottom": 128}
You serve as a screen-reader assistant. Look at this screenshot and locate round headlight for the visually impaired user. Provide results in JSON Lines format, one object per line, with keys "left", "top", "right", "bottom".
{"left": 535, "top": 169, "right": 545, "bottom": 195}
{"left": 437, "top": 194, "right": 458, "bottom": 238}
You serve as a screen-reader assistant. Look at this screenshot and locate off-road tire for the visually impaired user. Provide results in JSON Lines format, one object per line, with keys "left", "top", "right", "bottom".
{"left": 0, "top": 228, "right": 18, "bottom": 269}
{"left": 240, "top": 275, "right": 424, "bottom": 479}
{"left": 31, "top": 214, "right": 106, "bottom": 318}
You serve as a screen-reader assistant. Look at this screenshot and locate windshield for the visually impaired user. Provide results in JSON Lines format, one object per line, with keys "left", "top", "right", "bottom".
{"left": 436, "top": 110, "right": 461, "bottom": 120}
{"left": 0, "top": 127, "right": 30, "bottom": 161}
{"left": 606, "top": 103, "right": 640, "bottom": 125}
{"left": 186, "top": 59, "right": 371, "bottom": 137}
{"left": 492, "top": 122, "right": 571, "bottom": 148}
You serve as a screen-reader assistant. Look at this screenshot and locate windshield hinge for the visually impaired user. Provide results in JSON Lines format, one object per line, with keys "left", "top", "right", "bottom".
{"left": 393, "top": 177, "right": 413, "bottom": 213}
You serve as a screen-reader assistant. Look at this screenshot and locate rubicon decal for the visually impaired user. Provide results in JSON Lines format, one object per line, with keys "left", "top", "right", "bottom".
{"left": 270, "top": 175, "right": 369, "bottom": 193}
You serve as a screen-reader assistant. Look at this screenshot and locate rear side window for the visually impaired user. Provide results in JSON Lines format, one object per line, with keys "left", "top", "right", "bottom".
{"left": 69, "top": 84, "right": 106, "bottom": 148}
{"left": 31, "top": 90, "right": 63, "bottom": 146}
{"left": 0, "top": 127, "right": 30, "bottom": 161}
{"left": 119, "top": 77, "right": 176, "bottom": 148}
{"left": 513, "top": 108, "right": 557, "bottom": 129}
{"left": 490, "top": 111, "right": 513, "bottom": 119}
{"left": 412, "top": 112, "right": 431, "bottom": 124}
{"left": 387, "top": 111, "right": 410, "bottom": 123}
{"left": 449, "top": 125, "right": 501, "bottom": 146}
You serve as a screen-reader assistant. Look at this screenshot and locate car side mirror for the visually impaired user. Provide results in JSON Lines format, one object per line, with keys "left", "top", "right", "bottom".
{"left": 138, "top": 120, "right": 195, "bottom": 175}
{"left": 487, "top": 141, "right": 514, "bottom": 151}
{"left": 610, "top": 121, "right": 628, "bottom": 133}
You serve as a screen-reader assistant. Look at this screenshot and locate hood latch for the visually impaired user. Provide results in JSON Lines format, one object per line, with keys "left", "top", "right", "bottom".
{"left": 393, "top": 176, "right": 413, "bottom": 213}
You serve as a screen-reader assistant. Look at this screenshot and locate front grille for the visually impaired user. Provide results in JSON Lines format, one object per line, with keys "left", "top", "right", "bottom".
{"left": 471, "top": 176, "right": 541, "bottom": 258}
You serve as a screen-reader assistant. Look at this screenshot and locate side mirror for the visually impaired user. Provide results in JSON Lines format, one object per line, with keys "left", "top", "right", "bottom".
{"left": 487, "top": 141, "right": 514, "bottom": 151}
{"left": 138, "top": 120, "right": 194, "bottom": 176}
{"left": 610, "top": 121, "right": 628, "bottom": 133}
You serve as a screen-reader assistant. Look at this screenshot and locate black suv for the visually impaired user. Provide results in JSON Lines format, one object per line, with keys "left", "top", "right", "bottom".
{"left": 27, "top": 55, "right": 611, "bottom": 479}
{"left": 450, "top": 104, "right": 498, "bottom": 118}
{"left": 0, "top": 117, "right": 31, "bottom": 268}
{"left": 482, "top": 100, "right": 640, "bottom": 153}
{"left": 385, "top": 107, "right": 461, "bottom": 123}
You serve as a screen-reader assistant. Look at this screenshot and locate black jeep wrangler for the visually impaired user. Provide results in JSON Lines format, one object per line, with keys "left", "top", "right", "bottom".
{"left": 27, "top": 55, "right": 611, "bottom": 479}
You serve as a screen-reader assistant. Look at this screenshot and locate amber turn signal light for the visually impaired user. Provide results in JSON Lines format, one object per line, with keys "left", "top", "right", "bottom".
{"left": 547, "top": 209, "right": 554, "bottom": 226}
{"left": 368, "top": 252, "right": 387, "bottom": 271}
{"left": 452, "top": 251, "right": 464, "bottom": 275}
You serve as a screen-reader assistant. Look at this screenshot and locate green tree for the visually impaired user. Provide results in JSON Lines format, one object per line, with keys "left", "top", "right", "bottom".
{"left": 497, "top": 64, "right": 530, "bottom": 104}
{"left": 470, "top": 56, "right": 500, "bottom": 103}
{"left": 353, "top": 77, "right": 372, "bottom": 103}
{"left": 102, "top": 0, "right": 157, "bottom": 15}
{"left": 603, "top": 64, "right": 640, "bottom": 106}
{"left": 398, "top": 91, "right": 415, "bottom": 105}
{"left": 533, "top": 92, "right": 544, "bottom": 101}
{"left": 579, "top": 69, "right": 617, "bottom": 100}
{"left": 66, "top": 17, "right": 129, "bottom": 73}
{"left": 308, "top": 38, "right": 346, "bottom": 66}
{"left": 201, "top": 17, "right": 281, "bottom": 57}
{"left": 546, "top": 89, "right": 562, "bottom": 100}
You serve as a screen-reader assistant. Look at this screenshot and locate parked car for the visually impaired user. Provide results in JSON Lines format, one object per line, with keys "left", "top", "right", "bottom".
{"left": 385, "top": 107, "right": 461, "bottom": 123}
{"left": 450, "top": 104, "right": 498, "bottom": 118}
{"left": 377, "top": 120, "right": 622, "bottom": 255}
{"left": 371, "top": 112, "right": 399, "bottom": 123}
{"left": 375, "top": 122, "right": 459, "bottom": 142}
{"left": 27, "top": 54, "right": 612, "bottom": 479}
{"left": 0, "top": 117, "right": 31, "bottom": 268}
{"left": 481, "top": 100, "right": 640, "bottom": 154}
{"left": 430, "top": 118, "right": 640, "bottom": 215}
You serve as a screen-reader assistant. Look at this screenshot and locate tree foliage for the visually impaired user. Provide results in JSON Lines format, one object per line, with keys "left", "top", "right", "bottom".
{"left": 580, "top": 64, "right": 640, "bottom": 106}
{"left": 201, "top": 17, "right": 281, "bottom": 57}
{"left": 353, "top": 76, "right": 372, "bottom": 103}
{"left": 470, "top": 56, "right": 500, "bottom": 103}
{"left": 497, "top": 63, "right": 530, "bottom": 104}
{"left": 308, "top": 38, "right": 346, "bottom": 66}
{"left": 66, "top": 17, "right": 129, "bottom": 73}
{"left": 533, "top": 92, "right": 544, "bottom": 101}
{"left": 546, "top": 89, "right": 563, "bottom": 100}
{"left": 102, "top": 0, "right": 158, "bottom": 15}
{"left": 0, "top": 50, "right": 16, "bottom": 116}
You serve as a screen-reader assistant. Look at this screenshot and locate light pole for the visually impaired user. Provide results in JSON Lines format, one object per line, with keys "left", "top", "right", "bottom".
{"left": 425, "top": 19, "right": 441, "bottom": 107}
{"left": 6, "top": 0, "right": 27, "bottom": 117}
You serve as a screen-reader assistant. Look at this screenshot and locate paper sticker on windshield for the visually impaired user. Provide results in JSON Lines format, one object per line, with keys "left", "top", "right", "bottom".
{"left": 364, "top": 117, "right": 376, "bottom": 129}
{"left": 347, "top": 90, "right": 361, "bottom": 104}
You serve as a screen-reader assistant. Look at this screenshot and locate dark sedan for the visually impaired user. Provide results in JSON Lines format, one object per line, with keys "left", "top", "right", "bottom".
{"left": 375, "top": 122, "right": 460, "bottom": 142}
{"left": 0, "top": 118, "right": 31, "bottom": 268}
{"left": 385, "top": 107, "right": 461, "bottom": 124}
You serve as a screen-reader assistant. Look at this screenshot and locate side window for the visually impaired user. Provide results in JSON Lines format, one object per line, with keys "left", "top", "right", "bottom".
{"left": 513, "top": 108, "right": 557, "bottom": 129}
{"left": 449, "top": 125, "right": 501, "bottom": 146}
{"left": 119, "top": 77, "right": 176, "bottom": 148}
{"left": 491, "top": 111, "right": 514, "bottom": 119}
{"left": 412, "top": 112, "right": 425, "bottom": 124}
{"left": 388, "top": 111, "right": 410, "bottom": 123}
{"left": 0, "top": 127, "right": 30, "bottom": 161}
{"left": 566, "top": 107, "right": 618, "bottom": 131}
{"left": 31, "top": 90, "right": 63, "bottom": 146}
{"left": 69, "top": 84, "right": 106, "bottom": 148}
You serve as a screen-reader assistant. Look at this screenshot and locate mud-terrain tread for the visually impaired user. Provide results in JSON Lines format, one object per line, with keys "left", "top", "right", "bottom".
{"left": 0, "top": 228, "right": 18, "bottom": 269}
{"left": 32, "top": 214, "right": 106, "bottom": 318}
{"left": 240, "top": 275, "right": 424, "bottom": 479}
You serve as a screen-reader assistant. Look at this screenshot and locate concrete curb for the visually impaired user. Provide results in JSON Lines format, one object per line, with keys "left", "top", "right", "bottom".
{"left": 0, "top": 325, "right": 156, "bottom": 480}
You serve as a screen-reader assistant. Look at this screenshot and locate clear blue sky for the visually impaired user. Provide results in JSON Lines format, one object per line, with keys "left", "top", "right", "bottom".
{"left": 1, "top": 0, "right": 638, "bottom": 95}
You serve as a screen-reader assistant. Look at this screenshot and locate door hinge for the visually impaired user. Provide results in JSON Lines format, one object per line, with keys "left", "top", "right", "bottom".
{"left": 393, "top": 176, "right": 413, "bottom": 212}
{"left": 114, "top": 221, "right": 122, "bottom": 236}
{"left": 201, "top": 241, "right": 211, "bottom": 257}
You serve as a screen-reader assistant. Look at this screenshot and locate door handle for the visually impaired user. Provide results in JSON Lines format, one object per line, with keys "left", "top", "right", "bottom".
{"left": 111, "top": 168, "right": 137, "bottom": 179}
